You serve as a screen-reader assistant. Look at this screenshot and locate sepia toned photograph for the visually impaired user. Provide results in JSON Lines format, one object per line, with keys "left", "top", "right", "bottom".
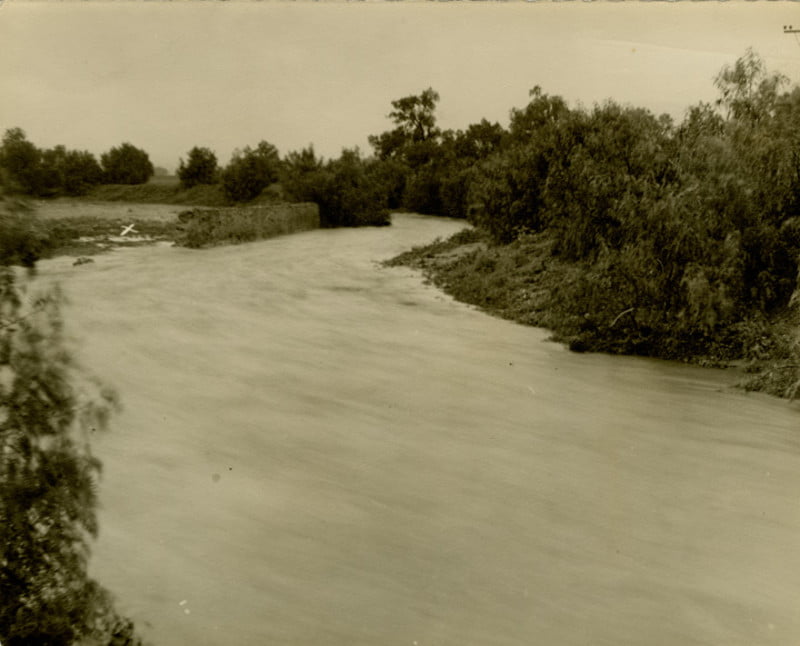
{"left": 1, "top": 1, "right": 799, "bottom": 644}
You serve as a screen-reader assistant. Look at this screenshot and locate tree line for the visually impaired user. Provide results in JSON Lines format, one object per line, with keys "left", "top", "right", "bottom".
{"left": 2, "top": 48, "right": 799, "bottom": 357}
{"left": 370, "top": 49, "right": 800, "bottom": 363}
{"left": 0, "top": 130, "right": 154, "bottom": 197}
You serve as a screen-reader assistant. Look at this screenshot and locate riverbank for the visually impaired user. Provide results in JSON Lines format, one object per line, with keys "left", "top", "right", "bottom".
{"left": 175, "top": 202, "right": 319, "bottom": 248}
{"left": 29, "top": 199, "right": 182, "bottom": 258}
{"left": 27, "top": 198, "right": 323, "bottom": 257}
{"left": 386, "top": 227, "right": 800, "bottom": 400}
{"left": 54, "top": 213, "right": 800, "bottom": 645}
{"left": 85, "top": 178, "right": 231, "bottom": 207}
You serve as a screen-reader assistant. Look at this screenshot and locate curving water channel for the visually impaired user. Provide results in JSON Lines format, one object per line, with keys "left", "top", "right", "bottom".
{"left": 39, "top": 214, "right": 800, "bottom": 646}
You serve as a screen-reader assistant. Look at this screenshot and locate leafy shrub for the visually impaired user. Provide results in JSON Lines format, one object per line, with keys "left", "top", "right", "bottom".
{"left": 178, "top": 146, "right": 219, "bottom": 189}
{"left": 1, "top": 128, "right": 44, "bottom": 195}
{"left": 101, "top": 142, "right": 154, "bottom": 185}
{"left": 0, "top": 130, "right": 103, "bottom": 197}
{"left": 0, "top": 198, "right": 142, "bottom": 645}
{"left": 403, "top": 164, "right": 442, "bottom": 216}
{"left": 221, "top": 141, "right": 281, "bottom": 202}
{"left": 0, "top": 197, "right": 48, "bottom": 267}
{"left": 282, "top": 147, "right": 389, "bottom": 227}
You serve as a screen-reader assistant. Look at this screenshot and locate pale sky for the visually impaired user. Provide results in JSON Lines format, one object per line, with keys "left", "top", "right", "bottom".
{"left": 2, "top": 1, "right": 799, "bottom": 172}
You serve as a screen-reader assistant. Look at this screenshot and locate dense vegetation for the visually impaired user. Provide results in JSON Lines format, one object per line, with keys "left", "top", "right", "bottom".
{"left": 0, "top": 129, "right": 103, "bottom": 198}
{"left": 379, "top": 51, "right": 800, "bottom": 398}
{"left": 100, "top": 143, "right": 154, "bottom": 185}
{"left": 221, "top": 141, "right": 281, "bottom": 202}
{"left": 0, "top": 196, "right": 143, "bottom": 645}
{"left": 0, "top": 131, "right": 157, "bottom": 197}
{"left": 177, "top": 146, "right": 219, "bottom": 189}
{"left": 281, "top": 146, "right": 390, "bottom": 227}
{"left": 1, "top": 49, "right": 797, "bottom": 394}
{"left": 1, "top": 47, "right": 797, "bottom": 645}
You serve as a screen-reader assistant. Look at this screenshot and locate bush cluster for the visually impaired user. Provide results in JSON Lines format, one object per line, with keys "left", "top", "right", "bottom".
{"left": 0, "top": 130, "right": 156, "bottom": 195}
{"left": 281, "top": 146, "right": 390, "bottom": 227}
{"left": 100, "top": 142, "right": 154, "bottom": 185}
{"left": 177, "top": 146, "right": 218, "bottom": 189}
{"left": 0, "top": 129, "right": 104, "bottom": 197}
{"left": 373, "top": 51, "right": 800, "bottom": 363}
{"left": 221, "top": 141, "right": 281, "bottom": 202}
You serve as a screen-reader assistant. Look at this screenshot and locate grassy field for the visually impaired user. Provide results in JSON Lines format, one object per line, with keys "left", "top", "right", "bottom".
{"left": 85, "top": 177, "right": 286, "bottom": 208}
{"left": 86, "top": 179, "right": 230, "bottom": 207}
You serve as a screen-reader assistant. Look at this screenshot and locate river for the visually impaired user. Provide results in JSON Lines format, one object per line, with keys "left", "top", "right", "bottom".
{"left": 39, "top": 214, "right": 800, "bottom": 645}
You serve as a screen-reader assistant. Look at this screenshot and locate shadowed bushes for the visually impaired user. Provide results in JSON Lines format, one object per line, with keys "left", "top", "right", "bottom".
{"left": 386, "top": 52, "right": 800, "bottom": 391}
{"left": 281, "top": 147, "right": 390, "bottom": 228}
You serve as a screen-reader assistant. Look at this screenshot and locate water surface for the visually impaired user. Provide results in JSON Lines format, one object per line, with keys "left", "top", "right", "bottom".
{"left": 41, "top": 214, "right": 800, "bottom": 645}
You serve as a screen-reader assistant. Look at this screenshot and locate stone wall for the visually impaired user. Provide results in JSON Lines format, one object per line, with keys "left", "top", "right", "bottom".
{"left": 175, "top": 202, "right": 320, "bottom": 248}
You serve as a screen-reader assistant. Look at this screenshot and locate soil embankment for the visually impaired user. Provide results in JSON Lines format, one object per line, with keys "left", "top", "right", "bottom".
{"left": 175, "top": 202, "right": 320, "bottom": 248}
{"left": 387, "top": 226, "right": 800, "bottom": 399}
{"left": 30, "top": 198, "right": 321, "bottom": 256}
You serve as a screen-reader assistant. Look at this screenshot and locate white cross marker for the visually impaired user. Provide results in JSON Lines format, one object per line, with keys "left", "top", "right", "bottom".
{"left": 120, "top": 223, "right": 138, "bottom": 236}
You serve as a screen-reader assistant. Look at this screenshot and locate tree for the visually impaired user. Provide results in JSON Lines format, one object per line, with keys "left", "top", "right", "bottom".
{"left": 37, "top": 147, "right": 103, "bottom": 198}
{"left": 100, "top": 143, "right": 154, "bottom": 185}
{"left": 177, "top": 147, "right": 219, "bottom": 189}
{"left": 59, "top": 150, "right": 104, "bottom": 196}
{"left": 453, "top": 119, "right": 506, "bottom": 161}
{"left": 388, "top": 87, "right": 440, "bottom": 143}
{"left": 221, "top": 141, "right": 281, "bottom": 202}
{"left": 0, "top": 197, "right": 141, "bottom": 645}
{"left": 280, "top": 145, "right": 325, "bottom": 204}
{"left": 0, "top": 131, "right": 103, "bottom": 197}
{"left": 0, "top": 129, "right": 43, "bottom": 195}
{"left": 282, "top": 147, "right": 389, "bottom": 227}
{"left": 368, "top": 88, "right": 441, "bottom": 163}
{"left": 508, "top": 86, "right": 569, "bottom": 143}
{"left": 714, "top": 48, "right": 788, "bottom": 124}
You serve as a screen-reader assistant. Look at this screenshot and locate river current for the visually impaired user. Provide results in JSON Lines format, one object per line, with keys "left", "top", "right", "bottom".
{"left": 39, "top": 214, "right": 800, "bottom": 645}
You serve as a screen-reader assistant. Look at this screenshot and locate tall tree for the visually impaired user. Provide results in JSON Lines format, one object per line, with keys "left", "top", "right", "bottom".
{"left": 388, "top": 87, "right": 441, "bottom": 143}
{"left": 369, "top": 87, "right": 441, "bottom": 162}
{"left": 714, "top": 47, "right": 788, "bottom": 124}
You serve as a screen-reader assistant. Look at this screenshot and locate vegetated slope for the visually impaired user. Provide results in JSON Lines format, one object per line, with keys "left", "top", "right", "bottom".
{"left": 385, "top": 52, "right": 800, "bottom": 399}
{"left": 87, "top": 179, "right": 232, "bottom": 207}
{"left": 387, "top": 226, "right": 800, "bottom": 399}
{"left": 175, "top": 203, "right": 320, "bottom": 248}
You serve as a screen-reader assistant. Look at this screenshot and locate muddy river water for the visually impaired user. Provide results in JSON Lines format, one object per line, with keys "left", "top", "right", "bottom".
{"left": 39, "top": 214, "right": 800, "bottom": 645}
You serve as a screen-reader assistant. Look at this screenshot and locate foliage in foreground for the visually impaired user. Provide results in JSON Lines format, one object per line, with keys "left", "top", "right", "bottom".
{"left": 0, "top": 198, "right": 143, "bottom": 644}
